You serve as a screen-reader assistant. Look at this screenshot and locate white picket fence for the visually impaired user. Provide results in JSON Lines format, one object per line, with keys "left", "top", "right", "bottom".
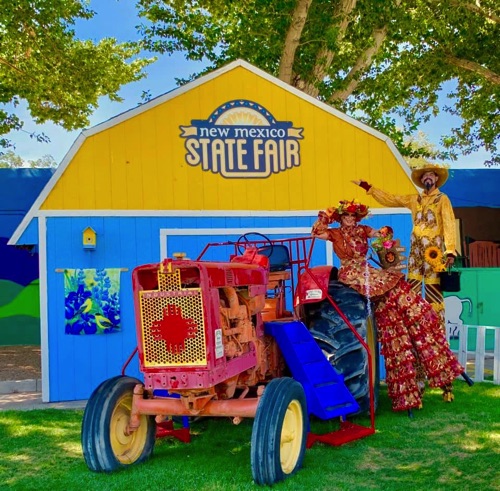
{"left": 446, "top": 325, "right": 500, "bottom": 384}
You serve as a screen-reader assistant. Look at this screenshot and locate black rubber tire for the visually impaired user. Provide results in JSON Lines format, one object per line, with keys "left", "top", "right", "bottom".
{"left": 81, "top": 375, "right": 124, "bottom": 472}
{"left": 251, "top": 377, "right": 307, "bottom": 486}
{"left": 305, "top": 281, "right": 379, "bottom": 415}
{"left": 81, "top": 376, "right": 156, "bottom": 472}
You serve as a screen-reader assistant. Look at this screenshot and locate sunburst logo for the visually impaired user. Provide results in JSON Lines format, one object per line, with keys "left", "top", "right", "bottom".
{"left": 179, "top": 100, "right": 304, "bottom": 178}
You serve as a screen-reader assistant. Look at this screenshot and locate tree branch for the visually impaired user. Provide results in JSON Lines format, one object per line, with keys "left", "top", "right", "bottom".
{"left": 329, "top": 25, "right": 388, "bottom": 103}
{"left": 0, "top": 56, "right": 42, "bottom": 89}
{"left": 0, "top": 57, "right": 26, "bottom": 76}
{"left": 278, "top": 0, "right": 313, "bottom": 84}
{"left": 446, "top": 0, "right": 500, "bottom": 24}
{"left": 302, "top": 0, "right": 357, "bottom": 96}
{"left": 445, "top": 54, "right": 500, "bottom": 84}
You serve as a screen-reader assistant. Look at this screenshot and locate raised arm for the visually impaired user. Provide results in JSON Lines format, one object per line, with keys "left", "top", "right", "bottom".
{"left": 352, "top": 180, "right": 414, "bottom": 209}
{"left": 311, "top": 208, "right": 335, "bottom": 239}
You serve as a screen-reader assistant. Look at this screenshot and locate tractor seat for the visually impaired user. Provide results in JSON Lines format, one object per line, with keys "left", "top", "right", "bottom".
{"left": 257, "top": 245, "right": 291, "bottom": 272}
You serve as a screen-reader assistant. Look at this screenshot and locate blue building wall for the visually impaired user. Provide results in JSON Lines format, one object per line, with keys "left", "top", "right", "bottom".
{"left": 45, "top": 213, "right": 411, "bottom": 401}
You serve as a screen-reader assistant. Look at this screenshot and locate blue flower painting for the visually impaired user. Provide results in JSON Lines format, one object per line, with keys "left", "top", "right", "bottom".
{"left": 64, "top": 269, "right": 121, "bottom": 335}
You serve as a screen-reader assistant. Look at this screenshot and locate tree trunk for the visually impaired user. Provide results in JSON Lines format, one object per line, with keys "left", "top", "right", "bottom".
{"left": 279, "top": 0, "right": 312, "bottom": 84}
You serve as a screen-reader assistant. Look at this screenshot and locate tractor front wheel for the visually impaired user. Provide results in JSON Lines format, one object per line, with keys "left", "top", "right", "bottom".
{"left": 251, "top": 377, "right": 307, "bottom": 486}
{"left": 81, "top": 376, "right": 156, "bottom": 472}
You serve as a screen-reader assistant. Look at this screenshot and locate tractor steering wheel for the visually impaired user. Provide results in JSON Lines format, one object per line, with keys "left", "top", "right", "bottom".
{"left": 236, "top": 232, "right": 274, "bottom": 256}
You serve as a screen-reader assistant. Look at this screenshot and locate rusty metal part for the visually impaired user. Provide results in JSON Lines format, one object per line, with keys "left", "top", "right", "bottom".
{"left": 128, "top": 384, "right": 260, "bottom": 432}
{"left": 222, "top": 287, "right": 242, "bottom": 319}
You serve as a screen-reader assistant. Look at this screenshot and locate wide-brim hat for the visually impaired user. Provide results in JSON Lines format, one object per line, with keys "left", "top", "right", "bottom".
{"left": 411, "top": 163, "right": 449, "bottom": 188}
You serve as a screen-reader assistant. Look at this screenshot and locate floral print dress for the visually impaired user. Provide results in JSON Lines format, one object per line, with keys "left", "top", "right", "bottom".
{"left": 325, "top": 225, "right": 464, "bottom": 412}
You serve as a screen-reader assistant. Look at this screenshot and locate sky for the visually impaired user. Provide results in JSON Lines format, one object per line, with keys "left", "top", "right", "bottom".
{"left": 6, "top": 0, "right": 491, "bottom": 169}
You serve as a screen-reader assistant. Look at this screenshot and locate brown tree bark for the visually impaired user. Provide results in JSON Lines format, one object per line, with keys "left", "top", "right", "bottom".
{"left": 278, "top": 0, "right": 313, "bottom": 84}
{"left": 445, "top": 54, "right": 500, "bottom": 85}
{"left": 302, "top": 0, "right": 357, "bottom": 97}
{"left": 329, "top": 25, "right": 388, "bottom": 103}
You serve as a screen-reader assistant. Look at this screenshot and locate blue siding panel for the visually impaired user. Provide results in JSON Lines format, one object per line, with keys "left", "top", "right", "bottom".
{"left": 45, "top": 212, "right": 412, "bottom": 401}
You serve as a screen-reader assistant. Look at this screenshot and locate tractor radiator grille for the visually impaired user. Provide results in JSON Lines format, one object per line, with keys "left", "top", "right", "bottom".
{"left": 139, "top": 269, "right": 207, "bottom": 367}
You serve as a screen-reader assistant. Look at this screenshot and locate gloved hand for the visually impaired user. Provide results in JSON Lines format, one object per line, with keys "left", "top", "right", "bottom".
{"left": 312, "top": 207, "right": 335, "bottom": 235}
{"left": 318, "top": 207, "right": 335, "bottom": 224}
{"left": 352, "top": 179, "right": 372, "bottom": 192}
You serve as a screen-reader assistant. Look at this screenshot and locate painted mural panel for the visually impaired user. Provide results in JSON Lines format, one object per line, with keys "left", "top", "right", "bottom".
{"left": 39, "top": 63, "right": 416, "bottom": 213}
{"left": 0, "top": 169, "right": 53, "bottom": 345}
{"left": 0, "top": 238, "right": 41, "bottom": 345}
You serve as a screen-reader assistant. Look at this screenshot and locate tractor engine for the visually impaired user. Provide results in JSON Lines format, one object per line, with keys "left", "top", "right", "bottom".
{"left": 131, "top": 251, "right": 284, "bottom": 406}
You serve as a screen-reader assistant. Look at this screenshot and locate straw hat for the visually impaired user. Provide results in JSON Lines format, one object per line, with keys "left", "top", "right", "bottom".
{"left": 410, "top": 163, "right": 449, "bottom": 189}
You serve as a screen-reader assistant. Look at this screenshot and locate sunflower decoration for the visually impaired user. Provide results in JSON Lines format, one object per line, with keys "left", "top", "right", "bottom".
{"left": 424, "top": 246, "right": 446, "bottom": 272}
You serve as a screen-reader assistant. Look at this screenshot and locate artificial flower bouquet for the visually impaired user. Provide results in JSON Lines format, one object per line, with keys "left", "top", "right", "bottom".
{"left": 371, "top": 226, "right": 406, "bottom": 270}
{"left": 371, "top": 225, "right": 396, "bottom": 252}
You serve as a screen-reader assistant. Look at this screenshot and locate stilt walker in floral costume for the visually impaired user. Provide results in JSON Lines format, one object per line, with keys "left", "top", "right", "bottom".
{"left": 311, "top": 200, "right": 472, "bottom": 413}
{"left": 353, "top": 164, "right": 458, "bottom": 401}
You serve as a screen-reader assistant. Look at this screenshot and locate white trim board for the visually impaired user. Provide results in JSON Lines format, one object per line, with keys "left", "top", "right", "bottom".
{"left": 38, "top": 216, "right": 50, "bottom": 402}
{"left": 81, "top": 59, "right": 396, "bottom": 143}
{"left": 19, "top": 207, "right": 411, "bottom": 220}
{"left": 9, "top": 208, "right": 409, "bottom": 244}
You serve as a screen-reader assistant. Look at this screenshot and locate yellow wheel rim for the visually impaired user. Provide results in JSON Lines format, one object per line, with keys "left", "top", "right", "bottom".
{"left": 110, "top": 392, "right": 149, "bottom": 464}
{"left": 280, "top": 399, "right": 304, "bottom": 474}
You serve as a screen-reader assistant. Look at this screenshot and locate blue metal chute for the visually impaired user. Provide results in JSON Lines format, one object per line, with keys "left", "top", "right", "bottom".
{"left": 265, "top": 320, "right": 359, "bottom": 420}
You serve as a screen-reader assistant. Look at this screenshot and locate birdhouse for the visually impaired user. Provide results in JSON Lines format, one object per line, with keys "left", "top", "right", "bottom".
{"left": 82, "top": 227, "right": 97, "bottom": 250}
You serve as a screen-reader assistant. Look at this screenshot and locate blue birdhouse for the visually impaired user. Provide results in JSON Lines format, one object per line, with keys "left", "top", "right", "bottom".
{"left": 83, "top": 227, "right": 97, "bottom": 250}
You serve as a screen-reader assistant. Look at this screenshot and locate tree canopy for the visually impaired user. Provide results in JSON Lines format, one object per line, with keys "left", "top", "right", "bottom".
{"left": 0, "top": 150, "right": 56, "bottom": 168}
{"left": 137, "top": 0, "right": 499, "bottom": 166}
{"left": 0, "top": 0, "right": 152, "bottom": 149}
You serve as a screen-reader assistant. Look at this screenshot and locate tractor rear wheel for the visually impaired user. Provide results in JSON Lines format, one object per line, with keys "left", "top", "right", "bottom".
{"left": 305, "top": 281, "right": 379, "bottom": 415}
{"left": 81, "top": 376, "right": 156, "bottom": 472}
{"left": 251, "top": 377, "right": 307, "bottom": 486}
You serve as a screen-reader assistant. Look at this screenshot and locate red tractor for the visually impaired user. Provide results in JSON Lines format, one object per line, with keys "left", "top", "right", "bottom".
{"left": 81, "top": 233, "right": 378, "bottom": 485}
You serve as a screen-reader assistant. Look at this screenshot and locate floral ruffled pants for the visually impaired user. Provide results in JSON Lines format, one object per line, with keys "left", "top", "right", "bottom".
{"left": 373, "top": 279, "right": 463, "bottom": 411}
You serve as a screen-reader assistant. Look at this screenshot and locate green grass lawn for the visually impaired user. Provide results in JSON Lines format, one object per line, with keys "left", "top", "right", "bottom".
{"left": 0, "top": 381, "right": 498, "bottom": 491}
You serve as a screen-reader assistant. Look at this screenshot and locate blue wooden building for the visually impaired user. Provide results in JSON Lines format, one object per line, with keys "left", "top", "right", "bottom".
{"left": 9, "top": 60, "right": 416, "bottom": 402}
